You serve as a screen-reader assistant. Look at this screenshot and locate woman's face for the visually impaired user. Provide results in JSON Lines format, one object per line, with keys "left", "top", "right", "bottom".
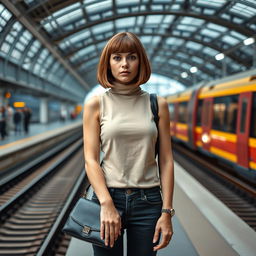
{"left": 109, "top": 52, "right": 139, "bottom": 85}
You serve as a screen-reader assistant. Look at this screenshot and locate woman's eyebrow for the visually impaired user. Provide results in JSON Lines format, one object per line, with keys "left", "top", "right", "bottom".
{"left": 113, "top": 52, "right": 136, "bottom": 55}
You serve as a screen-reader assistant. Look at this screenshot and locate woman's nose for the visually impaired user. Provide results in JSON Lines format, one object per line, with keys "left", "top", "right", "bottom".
{"left": 121, "top": 58, "right": 128, "bottom": 67}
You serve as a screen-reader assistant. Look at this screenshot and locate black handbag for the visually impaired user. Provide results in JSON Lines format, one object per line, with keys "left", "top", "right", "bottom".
{"left": 62, "top": 196, "right": 122, "bottom": 248}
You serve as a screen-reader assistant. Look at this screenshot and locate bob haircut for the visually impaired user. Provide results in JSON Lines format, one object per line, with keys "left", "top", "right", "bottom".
{"left": 97, "top": 32, "right": 151, "bottom": 88}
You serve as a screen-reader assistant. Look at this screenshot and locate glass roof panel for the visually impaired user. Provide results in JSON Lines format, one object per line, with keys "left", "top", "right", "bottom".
{"left": 11, "top": 49, "right": 21, "bottom": 60}
{"left": 203, "top": 47, "right": 219, "bottom": 57}
{"left": 196, "top": 0, "right": 227, "bottom": 8}
{"left": 116, "top": 17, "right": 136, "bottom": 28}
{"left": 200, "top": 28, "right": 220, "bottom": 38}
{"left": 141, "top": 36, "right": 152, "bottom": 44}
{"left": 230, "top": 31, "right": 247, "bottom": 41}
{"left": 137, "top": 16, "right": 145, "bottom": 26}
{"left": 230, "top": 2, "right": 256, "bottom": 18}
{"left": 180, "top": 17, "right": 205, "bottom": 26}
{"left": 56, "top": 8, "right": 82, "bottom": 26}
{"left": 221, "top": 35, "right": 239, "bottom": 45}
{"left": 181, "top": 63, "right": 191, "bottom": 69}
{"left": 168, "top": 59, "right": 180, "bottom": 66}
{"left": 170, "top": 4, "right": 181, "bottom": 10}
{"left": 0, "top": 4, "right": 12, "bottom": 33}
{"left": 145, "top": 15, "right": 163, "bottom": 24}
{"left": 203, "top": 9, "right": 215, "bottom": 15}
{"left": 71, "top": 45, "right": 96, "bottom": 62}
{"left": 86, "top": 0, "right": 112, "bottom": 14}
{"left": 151, "top": 5, "right": 164, "bottom": 11}
{"left": 206, "top": 23, "right": 227, "bottom": 32}
{"left": 53, "top": 2, "right": 80, "bottom": 18}
{"left": 92, "top": 21, "right": 113, "bottom": 34}
{"left": 152, "top": 36, "right": 161, "bottom": 44}
{"left": 177, "top": 24, "right": 197, "bottom": 32}
{"left": 186, "top": 41, "right": 202, "bottom": 50}
{"left": 177, "top": 52, "right": 189, "bottom": 59}
{"left": 73, "top": 30, "right": 91, "bottom": 44}
{"left": 191, "top": 56, "right": 204, "bottom": 64}
{"left": 166, "top": 38, "right": 184, "bottom": 46}
{"left": 153, "top": 0, "right": 171, "bottom": 3}
{"left": 163, "top": 15, "right": 175, "bottom": 24}
{"left": 116, "top": 0, "right": 140, "bottom": 7}
{"left": 80, "top": 58, "right": 98, "bottom": 71}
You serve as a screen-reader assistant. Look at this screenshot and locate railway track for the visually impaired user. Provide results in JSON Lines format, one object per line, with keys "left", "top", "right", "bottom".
{"left": 0, "top": 138, "right": 88, "bottom": 255}
{"left": 173, "top": 142, "right": 256, "bottom": 231}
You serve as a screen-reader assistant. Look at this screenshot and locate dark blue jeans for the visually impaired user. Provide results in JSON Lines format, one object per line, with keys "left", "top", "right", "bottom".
{"left": 91, "top": 186, "right": 163, "bottom": 256}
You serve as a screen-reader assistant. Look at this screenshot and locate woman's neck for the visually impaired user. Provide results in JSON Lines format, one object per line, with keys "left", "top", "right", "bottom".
{"left": 110, "top": 82, "right": 141, "bottom": 95}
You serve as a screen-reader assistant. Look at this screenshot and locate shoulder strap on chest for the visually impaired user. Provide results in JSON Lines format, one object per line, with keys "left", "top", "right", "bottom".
{"left": 150, "top": 94, "right": 159, "bottom": 158}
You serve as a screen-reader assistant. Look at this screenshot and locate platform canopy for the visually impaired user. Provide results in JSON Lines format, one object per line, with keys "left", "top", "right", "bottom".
{"left": 0, "top": 0, "right": 255, "bottom": 101}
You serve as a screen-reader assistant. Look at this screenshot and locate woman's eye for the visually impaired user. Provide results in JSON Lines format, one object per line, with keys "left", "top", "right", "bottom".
{"left": 128, "top": 55, "right": 137, "bottom": 60}
{"left": 113, "top": 56, "right": 121, "bottom": 61}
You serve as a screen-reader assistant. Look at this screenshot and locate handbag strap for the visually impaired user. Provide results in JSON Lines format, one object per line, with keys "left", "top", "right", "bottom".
{"left": 150, "top": 93, "right": 159, "bottom": 158}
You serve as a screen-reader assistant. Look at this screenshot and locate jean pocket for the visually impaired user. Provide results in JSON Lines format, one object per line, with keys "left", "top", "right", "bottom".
{"left": 142, "top": 192, "right": 162, "bottom": 205}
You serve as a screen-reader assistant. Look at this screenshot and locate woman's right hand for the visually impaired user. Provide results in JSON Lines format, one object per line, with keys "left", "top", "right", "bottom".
{"left": 100, "top": 201, "right": 122, "bottom": 247}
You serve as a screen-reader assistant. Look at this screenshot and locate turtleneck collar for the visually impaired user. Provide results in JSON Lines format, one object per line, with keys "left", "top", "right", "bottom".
{"left": 109, "top": 83, "right": 142, "bottom": 96}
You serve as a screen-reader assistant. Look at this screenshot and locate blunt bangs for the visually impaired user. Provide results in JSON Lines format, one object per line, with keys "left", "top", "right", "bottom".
{"left": 108, "top": 34, "right": 138, "bottom": 55}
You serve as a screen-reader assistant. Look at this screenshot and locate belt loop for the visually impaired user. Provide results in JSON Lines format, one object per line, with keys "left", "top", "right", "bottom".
{"left": 140, "top": 189, "right": 146, "bottom": 200}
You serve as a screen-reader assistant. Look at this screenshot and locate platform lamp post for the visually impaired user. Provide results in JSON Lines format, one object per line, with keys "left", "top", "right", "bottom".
{"left": 190, "top": 66, "right": 198, "bottom": 85}
{"left": 215, "top": 53, "right": 226, "bottom": 77}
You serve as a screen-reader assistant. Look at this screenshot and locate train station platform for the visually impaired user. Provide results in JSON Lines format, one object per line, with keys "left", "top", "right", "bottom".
{"left": 0, "top": 118, "right": 82, "bottom": 147}
{"left": 65, "top": 161, "right": 256, "bottom": 256}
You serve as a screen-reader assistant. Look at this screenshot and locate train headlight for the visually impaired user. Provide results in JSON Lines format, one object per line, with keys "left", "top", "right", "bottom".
{"left": 202, "top": 133, "right": 211, "bottom": 144}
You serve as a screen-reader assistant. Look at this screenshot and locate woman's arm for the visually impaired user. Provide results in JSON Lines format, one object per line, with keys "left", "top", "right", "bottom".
{"left": 83, "top": 96, "right": 121, "bottom": 247}
{"left": 153, "top": 96, "right": 174, "bottom": 251}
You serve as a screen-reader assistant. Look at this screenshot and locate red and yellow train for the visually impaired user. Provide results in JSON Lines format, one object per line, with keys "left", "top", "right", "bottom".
{"left": 167, "top": 69, "right": 256, "bottom": 181}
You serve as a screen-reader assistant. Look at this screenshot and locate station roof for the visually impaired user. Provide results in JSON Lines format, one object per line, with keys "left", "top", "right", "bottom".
{"left": 0, "top": 0, "right": 255, "bottom": 101}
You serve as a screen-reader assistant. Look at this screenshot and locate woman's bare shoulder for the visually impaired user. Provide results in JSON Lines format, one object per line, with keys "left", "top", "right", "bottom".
{"left": 156, "top": 96, "right": 168, "bottom": 110}
{"left": 84, "top": 96, "right": 100, "bottom": 113}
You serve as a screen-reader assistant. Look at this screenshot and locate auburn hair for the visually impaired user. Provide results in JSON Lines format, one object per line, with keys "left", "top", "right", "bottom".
{"left": 97, "top": 32, "right": 151, "bottom": 88}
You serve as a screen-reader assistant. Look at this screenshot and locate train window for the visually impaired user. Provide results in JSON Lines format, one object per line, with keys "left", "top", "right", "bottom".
{"left": 168, "top": 104, "right": 174, "bottom": 121}
{"left": 240, "top": 98, "right": 247, "bottom": 133}
{"left": 196, "top": 100, "right": 203, "bottom": 126}
{"left": 177, "top": 101, "right": 187, "bottom": 123}
{"left": 212, "top": 95, "right": 238, "bottom": 133}
{"left": 251, "top": 93, "right": 256, "bottom": 138}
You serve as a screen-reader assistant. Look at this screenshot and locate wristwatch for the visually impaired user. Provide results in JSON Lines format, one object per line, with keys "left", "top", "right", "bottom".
{"left": 161, "top": 208, "right": 175, "bottom": 217}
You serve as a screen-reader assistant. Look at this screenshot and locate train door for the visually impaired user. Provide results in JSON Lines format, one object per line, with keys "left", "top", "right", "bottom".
{"left": 236, "top": 92, "right": 253, "bottom": 168}
{"left": 201, "top": 98, "right": 213, "bottom": 151}
{"left": 187, "top": 88, "right": 202, "bottom": 150}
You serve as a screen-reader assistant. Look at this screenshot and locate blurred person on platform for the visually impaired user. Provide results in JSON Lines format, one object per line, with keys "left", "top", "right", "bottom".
{"left": 0, "top": 106, "right": 7, "bottom": 140}
{"left": 23, "top": 107, "right": 32, "bottom": 134}
{"left": 6, "top": 103, "right": 14, "bottom": 136}
{"left": 13, "top": 108, "right": 22, "bottom": 135}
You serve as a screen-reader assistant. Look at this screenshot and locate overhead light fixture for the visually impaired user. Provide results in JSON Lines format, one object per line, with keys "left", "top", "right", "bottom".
{"left": 190, "top": 67, "right": 198, "bottom": 73}
{"left": 215, "top": 53, "right": 225, "bottom": 61}
{"left": 243, "top": 37, "right": 255, "bottom": 46}
{"left": 181, "top": 72, "right": 188, "bottom": 78}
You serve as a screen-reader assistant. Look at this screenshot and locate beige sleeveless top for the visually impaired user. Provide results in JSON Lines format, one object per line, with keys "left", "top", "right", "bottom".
{"left": 99, "top": 84, "right": 160, "bottom": 188}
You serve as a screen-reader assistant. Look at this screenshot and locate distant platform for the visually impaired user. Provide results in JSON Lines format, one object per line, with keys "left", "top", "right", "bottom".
{"left": 0, "top": 119, "right": 82, "bottom": 147}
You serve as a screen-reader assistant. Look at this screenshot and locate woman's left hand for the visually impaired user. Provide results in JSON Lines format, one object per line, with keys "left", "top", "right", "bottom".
{"left": 152, "top": 214, "right": 173, "bottom": 251}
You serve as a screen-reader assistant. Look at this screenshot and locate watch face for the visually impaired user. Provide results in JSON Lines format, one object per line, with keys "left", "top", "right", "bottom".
{"left": 162, "top": 208, "right": 175, "bottom": 216}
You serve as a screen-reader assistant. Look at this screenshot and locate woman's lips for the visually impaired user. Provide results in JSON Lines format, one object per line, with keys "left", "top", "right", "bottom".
{"left": 120, "top": 71, "right": 130, "bottom": 75}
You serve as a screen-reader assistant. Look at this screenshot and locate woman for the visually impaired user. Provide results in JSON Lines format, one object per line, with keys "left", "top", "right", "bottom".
{"left": 83, "top": 32, "right": 174, "bottom": 256}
